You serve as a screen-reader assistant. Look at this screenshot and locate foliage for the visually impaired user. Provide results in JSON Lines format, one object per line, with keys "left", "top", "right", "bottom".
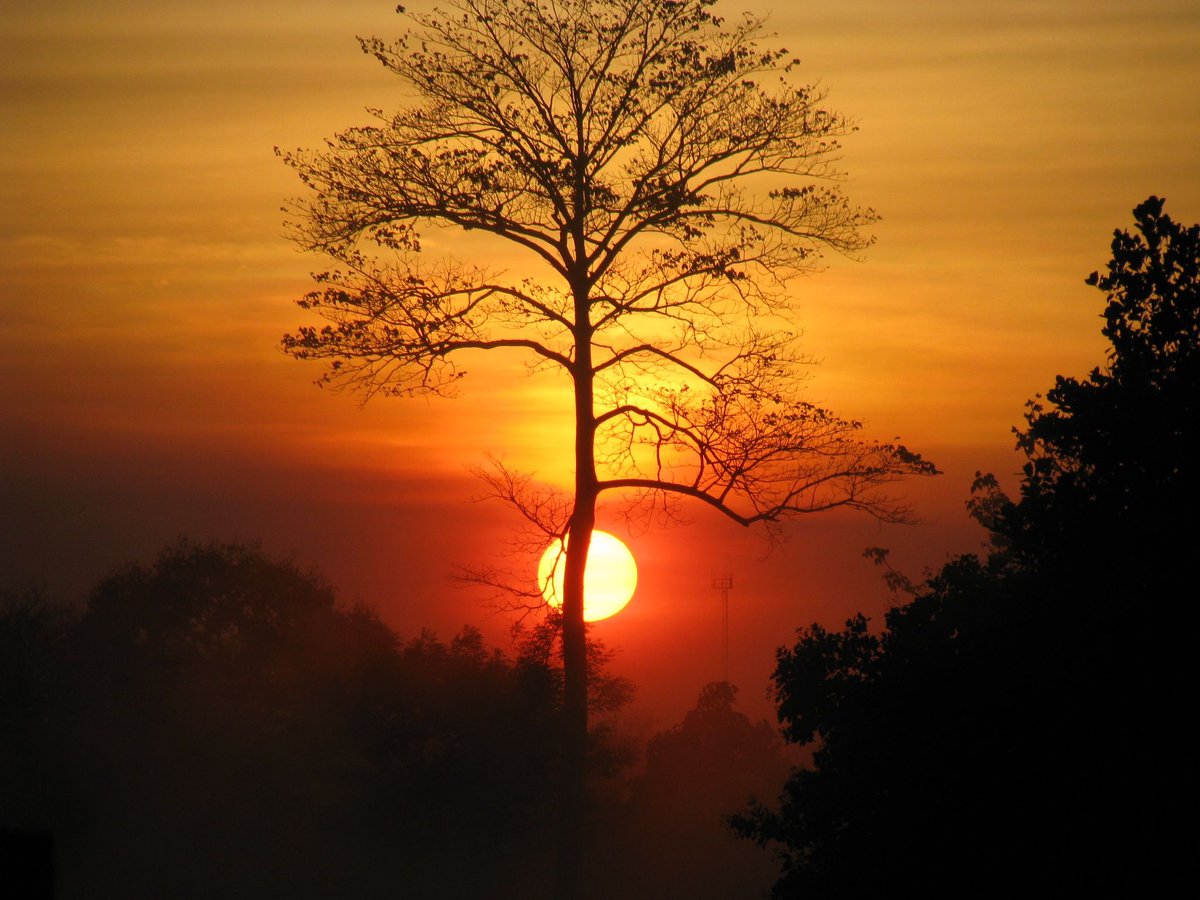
{"left": 0, "top": 586, "right": 67, "bottom": 737}
{"left": 512, "top": 609, "right": 636, "bottom": 715}
{"left": 510, "top": 609, "right": 639, "bottom": 787}
{"left": 733, "top": 561, "right": 1051, "bottom": 897}
{"left": 1002, "top": 196, "right": 1200, "bottom": 594}
{"left": 0, "top": 540, "right": 632, "bottom": 899}
{"left": 637, "top": 681, "right": 790, "bottom": 830}
{"left": 735, "top": 197, "right": 1199, "bottom": 896}
{"left": 594, "top": 682, "right": 792, "bottom": 900}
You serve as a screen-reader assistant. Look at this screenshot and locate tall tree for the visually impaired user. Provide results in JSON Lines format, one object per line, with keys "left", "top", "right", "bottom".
{"left": 596, "top": 682, "right": 791, "bottom": 899}
{"left": 1002, "top": 195, "right": 1199, "bottom": 599}
{"left": 278, "top": 1, "right": 934, "bottom": 891}
{"left": 734, "top": 197, "right": 1199, "bottom": 896}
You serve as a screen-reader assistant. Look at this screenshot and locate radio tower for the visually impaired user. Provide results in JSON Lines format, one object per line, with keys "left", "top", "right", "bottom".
{"left": 711, "top": 574, "right": 733, "bottom": 682}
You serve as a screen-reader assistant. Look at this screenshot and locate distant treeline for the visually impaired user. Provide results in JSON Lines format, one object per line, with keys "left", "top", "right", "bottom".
{"left": 1, "top": 540, "right": 788, "bottom": 900}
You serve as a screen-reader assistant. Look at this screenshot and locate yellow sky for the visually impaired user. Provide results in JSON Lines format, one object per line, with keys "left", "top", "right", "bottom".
{"left": 3, "top": 0, "right": 1198, "bottom": 720}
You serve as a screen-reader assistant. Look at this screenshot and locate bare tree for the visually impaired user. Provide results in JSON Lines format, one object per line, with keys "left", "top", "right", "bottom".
{"left": 278, "top": 0, "right": 935, "bottom": 893}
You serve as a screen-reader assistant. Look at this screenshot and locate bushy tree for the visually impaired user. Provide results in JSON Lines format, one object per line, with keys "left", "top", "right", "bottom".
{"left": 0, "top": 586, "right": 65, "bottom": 740}
{"left": 735, "top": 197, "right": 1198, "bottom": 896}
{"left": 1003, "top": 196, "right": 1199, "bottom": 596}
{"left": 596, "top": 682, "right": 790, "bottom": 900}
{"left": 0, "top": 541, "right": 632, "bottom": 899}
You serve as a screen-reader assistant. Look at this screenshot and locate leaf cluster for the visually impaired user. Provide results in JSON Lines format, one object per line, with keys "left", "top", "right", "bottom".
{"left": 1004, "top": 196, "right": 1199, "bottom": 588}
{"left": 735, "top": 197, "right": 1200, "bottom": 896}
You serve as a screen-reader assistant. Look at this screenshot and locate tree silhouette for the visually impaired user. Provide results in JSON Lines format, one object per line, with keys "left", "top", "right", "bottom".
{"left": 277, "top": 2, "right": 934, "bottom": 889}
{"left": 594, "top": 681, "right": 791, "bottom": 899}
{"left": 734, "top": 197, "right": 1199, "bottom": 896}
{"left": 1001, "top": 195, "right": 1199, "bottom": 599}
{"left": 1, "top": 540, "right": 637, "bottom": 898}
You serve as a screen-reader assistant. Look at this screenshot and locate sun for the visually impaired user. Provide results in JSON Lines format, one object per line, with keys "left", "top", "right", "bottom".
{"left": 537, "top": 530, "right": 637, "bottom": 622}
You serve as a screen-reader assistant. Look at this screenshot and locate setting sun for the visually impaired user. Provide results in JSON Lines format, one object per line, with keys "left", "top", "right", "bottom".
{"left": 538, "top": 531, "right": 638, "bottom": 621}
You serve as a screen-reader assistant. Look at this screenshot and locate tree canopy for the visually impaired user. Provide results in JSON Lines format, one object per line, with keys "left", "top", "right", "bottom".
{"left": 280, "top": 0, "right": 932, "bottom": 536}
{"left": 734, "top": 197, "right": 1198, "bottom": 896}
{"left": 0, "top": 540, "right": 635, "bottom": 899}
{"left": 594, "top": 681, "right": 791, "bottom": 899}
{"left": 1002, "top": 196, "right": 1199, "bottom": 593}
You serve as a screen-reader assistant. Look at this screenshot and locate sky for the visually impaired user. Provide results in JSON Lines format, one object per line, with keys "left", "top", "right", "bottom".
{"left": 3, "top": 0, "right": 1198, "bottom": 725}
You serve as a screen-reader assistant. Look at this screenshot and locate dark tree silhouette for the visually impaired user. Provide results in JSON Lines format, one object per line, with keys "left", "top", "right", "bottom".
{"left": 0, "top": 587, "right": 65, "bottom": 900}
{"left": 1002, "top": 195, "right": 1199, "bottom": 598}
{"left": 0, "top": 586, "right": 64, "bottom": 740}
{"left": 0, "top": 541, "right": 633, "bottom": 899}
{"left": 594, "top": 682, "right": 791, "bottom": 900}
{"left": 277, "top": 4, "right": 934, "bottom": 889}
{"left": 734, "top": 197, "right": 1199, "bottom": 897}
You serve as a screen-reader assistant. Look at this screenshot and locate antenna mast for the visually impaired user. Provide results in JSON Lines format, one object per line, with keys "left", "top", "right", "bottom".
{"left": 711, "top": 574, "right": 733, "bottom": 682}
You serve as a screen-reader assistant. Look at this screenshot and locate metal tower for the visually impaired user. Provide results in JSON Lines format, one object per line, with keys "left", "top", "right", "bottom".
{"left": 711, "top": 574, "right": 733, "bottom": 682}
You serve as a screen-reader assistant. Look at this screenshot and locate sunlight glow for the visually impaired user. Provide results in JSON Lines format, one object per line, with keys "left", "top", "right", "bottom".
{"left": 538, "top": 530, "right": 637, "bottom": 621}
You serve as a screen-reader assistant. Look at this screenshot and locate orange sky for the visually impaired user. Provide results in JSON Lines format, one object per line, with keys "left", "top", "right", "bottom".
{"left": 3, "top": 0, "right": 1198, "bottom": 723}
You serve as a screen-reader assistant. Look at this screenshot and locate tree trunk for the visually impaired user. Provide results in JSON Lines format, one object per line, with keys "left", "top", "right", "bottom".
{"left": 556, "top": 500, "right": 591, "bottom": 900}
{"left": 556, "top": 280, "right": 595, "bottom": 900}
